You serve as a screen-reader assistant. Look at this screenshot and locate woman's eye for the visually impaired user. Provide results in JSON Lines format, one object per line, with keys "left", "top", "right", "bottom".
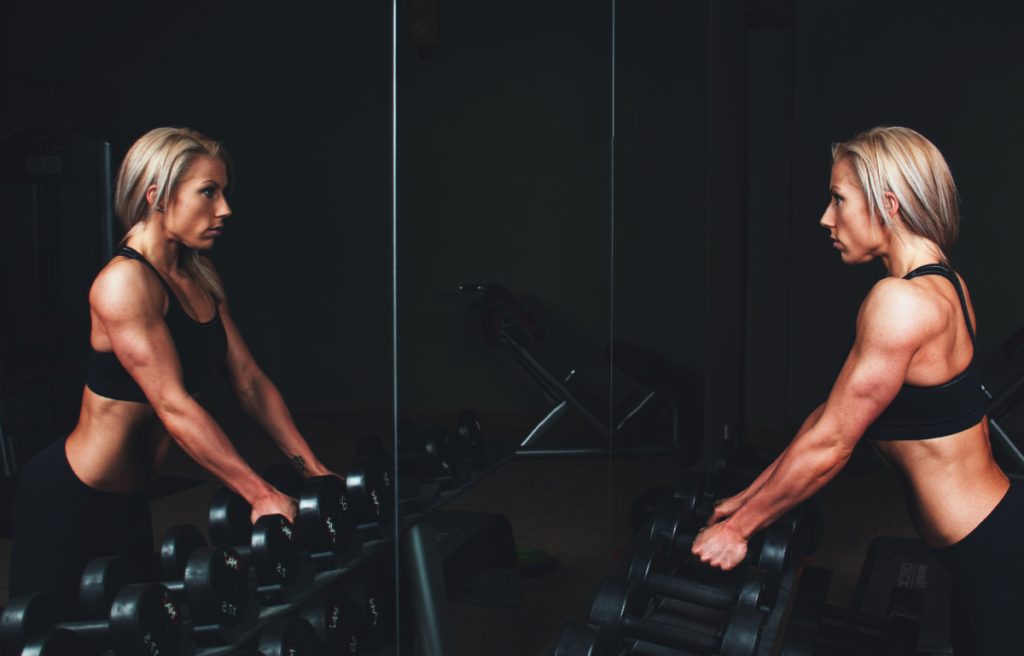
{"left": 832, "top": 195, "right": 841, "bottom": 207}
{"left": 202, "top": 188, "right": 216, "bottom": 198}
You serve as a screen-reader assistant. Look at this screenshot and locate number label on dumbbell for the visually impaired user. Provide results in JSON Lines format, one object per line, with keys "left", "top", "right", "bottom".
{"left": 324, "top": 514, "right": 338, "bottom": 544}
{"left": 339, "top": 494, "right": 349, "bottom": 511}
{"left": 367, "top": 593, "right": 380, "bottom": 625}
{"left": 277, "top": 562, "right": 288, "bottom": 578}
{"left": 383, "top": 471, "right": 391, "bottom": 487}
{"left": 350, "top": 636, "right": 359, "bottom": 652}
{"left": 221, "top": 600, "right": 238, "bottom": 616}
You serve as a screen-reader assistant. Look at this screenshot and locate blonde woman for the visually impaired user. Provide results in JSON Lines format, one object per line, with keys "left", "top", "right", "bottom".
{"left": 10, "top": 127, "right": 336, "bottom": 606}
{"left": 692, "top": 127, "right": 1017, "bottom": 653}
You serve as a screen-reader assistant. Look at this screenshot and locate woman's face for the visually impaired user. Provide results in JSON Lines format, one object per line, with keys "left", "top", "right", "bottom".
{"left": 820, "top": 158, "right": 885, "bottom": 265}
{"left": 161, "top": 156, "right": 231, "bottom": 251}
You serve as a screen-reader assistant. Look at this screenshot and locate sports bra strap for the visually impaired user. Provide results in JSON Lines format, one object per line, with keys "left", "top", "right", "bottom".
{"left": 903, "top": 264, "right": 975, "bottom": 344}
{"left": 117, "top": 246, "right": 175, "bottom": 296}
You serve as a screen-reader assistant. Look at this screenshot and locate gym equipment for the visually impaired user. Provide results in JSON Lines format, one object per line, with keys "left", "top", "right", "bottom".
{"left": 782, "top": 566, "right": 921, "bottom": 656}
{"left": 0, "top": 585, "right": 188, "bottom": 656}
{"left": 81, "top": 551, "right": 251, "bottom": 628}
{"left": 261, "top": 464, "right": 359, "bottom": 558}
{"left": 460, "top": 283, "right": 696, "bottom": 462}
{"left": 628, "top": 541, "right": 767, "bottom": 612}
{"left": 457, "top": 408, "right": 486, "bottom": 459}
{"left": 553, "top": 622, "right": 610, "bottom": 656}
{"left": 15, "top": 628, "right": 82, "bottom": 656}
{"left": 203, "top": 499, "right": 305, "bottom": 589}
{"left": 588, "top": 577, "right": 763, "bottom": 655}
{"left": 649, "top": 496, "right": 792, "bottom": 604}
{"left": 255, "top": 616, "right": 324, "bottom": 656}
{"left": 299, "top": 587, "right": 367, "bottom": 655}
{"left": 395, "top": 421, "right": 471, "bottom": 486}
{"left": 344, "top": 451, "right": 396, "bottom": 533}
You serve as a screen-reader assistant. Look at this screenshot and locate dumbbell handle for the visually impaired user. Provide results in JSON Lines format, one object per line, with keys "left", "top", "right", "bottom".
{"left": 51, "top": 621, "right": 109, "bottom": 639}
{"left": 647, "top": 571, "right": 740, "bottom": 611}
{"left": 620, "top": 615, "right": 719, "bottom": 655}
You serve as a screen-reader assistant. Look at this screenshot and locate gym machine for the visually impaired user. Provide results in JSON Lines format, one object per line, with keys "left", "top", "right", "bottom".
{"left": 460, "top": 283, "right": 699, "bottom": 463}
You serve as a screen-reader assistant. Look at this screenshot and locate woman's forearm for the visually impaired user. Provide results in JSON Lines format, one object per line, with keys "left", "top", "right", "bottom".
{"left": 158, "top": 397, "right": 278, "bottom": 504}
{"left": 731, "top": 403, "right": 827, "bottom": 503}
{"left": 234, "top": 372, "right": 328, "bottom": 477}
{"left": 727, "top": 432, "right": 849, "bottom": 538}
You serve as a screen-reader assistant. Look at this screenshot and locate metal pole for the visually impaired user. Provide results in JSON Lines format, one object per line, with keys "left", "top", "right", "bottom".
{"left": 402, "top": 519, "right": 458, "bottom": 656}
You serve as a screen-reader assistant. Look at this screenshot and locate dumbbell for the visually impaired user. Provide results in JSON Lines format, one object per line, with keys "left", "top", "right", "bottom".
{"left": 202, "top": 498, "right": 304, "bottom": 588}
{"left": 355, "top": 433, "right": 442, "bottom": 510}
{"left": 553, "top": 622, "right": 610, "bottom": 656}
{"left": 345, "top": 447, "right": 397, "bottom": 533}
{"left": 231, "top": 617, "right": 324, "bottom": 656}
{"left": 261, "top": 464, "right": 358, "bottom": 557}
{"left": 649, "top": 496, "right": 792, "bottom": 605}
{"left": 80, "top": 550, "right": 251, "bottom": 629}
{"left": 344, "top": 561, "right": 398, "bottom": 644}
{"left": 628, "top": 540, "right": 768, "bottom": 612}
{"left": 396, "top": 420, "right": 471, "bottom": 485}
{"left": 456, "top": 408, "right": 486, "bottom": 460}
{"left": 299, "top": 587, "right": 372, "bottom": 655}
{"left": 669, "top": 471, "right": 802, "bottom": 539}
{"left": 0, "top": 585, "right": 188, "bottom": 656}
{"left": 587, "top": 577, "right": 763, "bottom": 655}
{"left": 781, "top": 566, "right": 921, "bottom": 656}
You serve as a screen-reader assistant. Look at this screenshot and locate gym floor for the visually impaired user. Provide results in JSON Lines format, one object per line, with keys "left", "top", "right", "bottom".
{"left": 0, "top": 400, "right": 918, "bottom": 655}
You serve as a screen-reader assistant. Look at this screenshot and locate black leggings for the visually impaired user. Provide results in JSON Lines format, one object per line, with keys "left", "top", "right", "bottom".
{"left": 931, "top": 481, "right": 1024, "bottom": 655}
{"left": 9, "top": 435, "right": 153, "bottom": 617}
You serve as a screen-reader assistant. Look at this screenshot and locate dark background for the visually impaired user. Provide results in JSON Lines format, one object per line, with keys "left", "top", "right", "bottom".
{"left": 4, "top": 1, "right": 1024, "bottom": 651}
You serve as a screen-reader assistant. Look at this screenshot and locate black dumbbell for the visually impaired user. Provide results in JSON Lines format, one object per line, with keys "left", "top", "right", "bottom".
{"left": 588, "top": 577, "right": 763, "bottom": 655}
{"left": 345, "top": 449, "right": 397, "bottom": 532}
{"left": 781, "top": 566, "right": 921, "bottom": 656}
{"left": 203, "top": 499, "right": 304, "bottom": 588}
{"left": 553, "top": 622, "right": 610, "bottom": 656}
{"left": 396, "top": 420, "right": 471, "bottom": 485}
{"left": 457, "top": 408, "right": 486, "bottom": 459}
{"left": 0, "top": 585, "right": 188, "bottom": 656}
{"left": 261, "top": 464, "right": 358, "bottom": 557}
{"left": 628, "top": 540, "right": 767, "bottom": 612}
{"left": 669, "top": 471, "right": 802, "bottom": 539}
{"left": 650, "top": 496, "right": 793, "bottom": 605}
{"left": 356, "top": 433, "right": 442, "bottom": 510}
{"left": 299, "top": 586, "right": 371, "bottom": 655}
{"left": 255, "top": 617, "right": 324, "bottom": 656}
{"left": 81, "top": 548, "right": 251, "bottom": 629}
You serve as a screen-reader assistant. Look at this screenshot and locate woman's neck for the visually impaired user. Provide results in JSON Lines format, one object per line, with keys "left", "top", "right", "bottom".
{"left": 879, "top": 229, "right": 945, "bottom": 279}
{"left": 125, "top": 221, "right": 183, "bottom": 276}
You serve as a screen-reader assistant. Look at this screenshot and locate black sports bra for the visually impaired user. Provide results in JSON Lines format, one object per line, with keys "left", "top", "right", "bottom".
{"left": 863, "top": 264, "right": 986, "bottom": 440}
{"left": 86, "top": 247, "right": 229, "bottom": 403}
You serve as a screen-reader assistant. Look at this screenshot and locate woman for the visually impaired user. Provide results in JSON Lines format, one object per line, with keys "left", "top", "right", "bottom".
{"left": 10, "top": 127, "right": 337, "bottom": 607}
{"left": 691, "top": 126, "right": 1020, "bottom": 654}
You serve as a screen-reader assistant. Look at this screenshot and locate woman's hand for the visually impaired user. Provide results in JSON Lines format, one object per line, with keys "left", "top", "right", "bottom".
{"left": 690, "top": 521, "right": 748, "bottom": 571}
{"left": 251, "top": 490, "right": 299, "bottom": 526}
{"left": 708, "top": 494, "right": 747, "bottom": 526}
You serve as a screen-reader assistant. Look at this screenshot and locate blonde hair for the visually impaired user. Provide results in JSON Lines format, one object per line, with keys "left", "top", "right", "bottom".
{"left": 832, "top": 126, "right": 959, "bottom": 264}
{"left": 114, "top": 127, "right": 232, "bottom": 303}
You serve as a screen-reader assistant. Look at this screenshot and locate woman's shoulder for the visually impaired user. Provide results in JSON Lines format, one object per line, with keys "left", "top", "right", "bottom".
{"left": 89, "top": 257, "right": 165, "bottom": 319}
{"left": 858, "top": 277, "right": 946, "bottom": 342}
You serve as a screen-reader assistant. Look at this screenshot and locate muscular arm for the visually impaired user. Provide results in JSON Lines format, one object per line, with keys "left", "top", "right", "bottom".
{"left": 694, "top": 279, "right": 934, "bottom": 566}
{"left": 92, "top": 261, "right": 290, "bottom": 517}
{"left": 206, "top": 260, "right": 331, "bottom": 478}
{"left": 708, "top": 403, "right": 825, "bottom": 525}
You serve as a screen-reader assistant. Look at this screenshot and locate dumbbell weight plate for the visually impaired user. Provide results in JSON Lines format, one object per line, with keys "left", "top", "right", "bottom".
{"left": 109, "top": 583, "right": 186, "bottom": 656}
{"left": 300, "top": 587, "right": 364, "bottom": 655}
{"left": 80, "top": 556, "right": 142, "bottom": 621}
{"left": 258, "top": 616, "right": 324, "bottom": 656}
{"left": 553, "top": 621, "right": 609, "bottom": 656}
{"left": 299, "top": 475, "right": 355, "bottom": 554}
{"left": 251, "top": 514, "right": 302, "bottom": 587}
{"left": 209, "top": 487, "right": 254, "bottom": 546}
{"left": 184, "top": 546, "right": 250, "bottom": 627}
{"left": 20, "top": 628, "right": 82, "bottom": 656}
{"left": 346, "top": 452, "right": 394, "bottom": 526}
{"left": 161, "top": 524, "right": 209, "bottom": 581}
{"left": 0, "top": 592, "right": 63, "bottom": 656}
{"left": 360, "top": 562, "right": 397, "bottom": 642}
{"left": 458, "top": 408, "right": 485, "bottom": 457}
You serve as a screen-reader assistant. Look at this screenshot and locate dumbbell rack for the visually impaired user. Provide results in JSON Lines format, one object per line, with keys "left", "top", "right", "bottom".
{"left": 95, "top": 441, "right": 516, "bottom": 656}
{"left": 630, "top": 554, "right": 801, "bottom": 656}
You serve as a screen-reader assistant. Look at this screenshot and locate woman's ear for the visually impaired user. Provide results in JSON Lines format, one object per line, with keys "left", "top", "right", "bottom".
{"left": 145, "top": 184, "right": 162, "bottom": 212}
{"left": 882, "top": 191, "right": 901, "bottom": 222}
